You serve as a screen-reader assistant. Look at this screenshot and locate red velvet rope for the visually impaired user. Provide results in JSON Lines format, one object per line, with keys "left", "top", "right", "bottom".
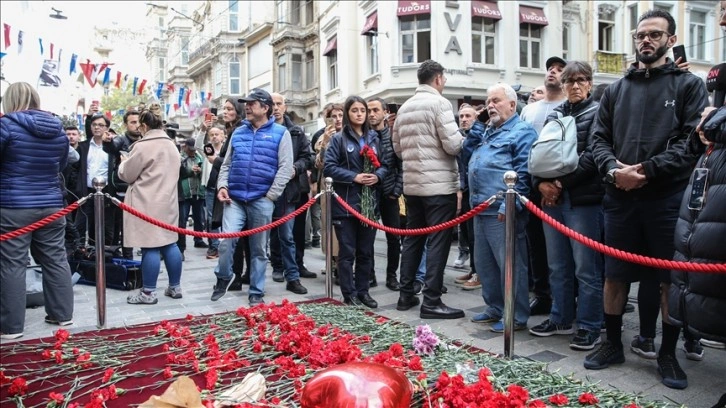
{"left": 333, "top": 194, "right": 496, "bottom": 236}
{"left": 114, "top": 195, "right": 318, "bottom": 239}
{"left": 523, "top": 199, "right": 726, "bottom": 274}
{"left": 0, "top": 201, "right": 82, "bottom": 241}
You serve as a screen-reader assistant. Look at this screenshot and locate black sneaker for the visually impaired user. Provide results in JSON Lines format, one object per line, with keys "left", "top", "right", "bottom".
{"left": 272, "top": 270, "right": 284, "bottom": 283}
{"left": 570, "top": 329, "right": 602, "bottom": 351}
{"left": 299, "top": 268, "right": 317, "bottom": 279}
{"left": 311, "top": 238, "right": 321, "bottom": 248}
{"left": 205, "top": 248, "right": 219, "bottom": 259}
{"left": 286, "top": 280, "right": 308, "bottom": 295}
{"left": 584, "top": 340, "right": 625, "bottom": 370}
{"left": 211, "top": 278, "right": 232, "bottom": 301}
{"left": 631, "top": 335, "right": 657, "bottom": 359}
{"left": 228, "top": 275, "right": 243, "bottom": 291}
{"left": 344, "top": 296, "right": 364, "bottom": 307}
{"left": 413, "top": 280, "right": 423, "bottom": 295}
{"left": 682, "top": 339, "right": 704, "bottom": 361}
{"left": 369, "top": 275, "right": 378, "bottom": 287}
{"left": 385, "top": 278, "right": 401, "bottom": 291}
{"left": 249, "top": 295, "right": 264, "bottom": 307}
{"left": 529, "top": 319, "right": 574, "bottom": 337}
{"left": 194, "top": 241, "right": 209, "bottom": 248}
{"left": 657, "top": 354, "right": 688, "bottom": 389}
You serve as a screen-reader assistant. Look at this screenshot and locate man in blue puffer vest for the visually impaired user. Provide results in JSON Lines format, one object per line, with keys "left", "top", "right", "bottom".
{"left": 210, "top": 89, "right": 294, "bottom": 306}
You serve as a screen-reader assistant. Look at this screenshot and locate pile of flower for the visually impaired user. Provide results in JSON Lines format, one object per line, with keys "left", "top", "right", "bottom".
{"left": 0, "top": 300, "right": 672, "bottom": 407}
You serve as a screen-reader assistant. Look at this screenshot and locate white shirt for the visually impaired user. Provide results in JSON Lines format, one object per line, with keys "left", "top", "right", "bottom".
{"left": 86, "top": 138, "right": 109, "bottom": 188}
{"left": 520, "top": 98, "right": 566, "bottom": 134}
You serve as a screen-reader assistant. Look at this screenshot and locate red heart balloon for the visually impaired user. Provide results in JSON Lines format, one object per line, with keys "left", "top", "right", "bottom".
{"left": 300, "top": 362, "right": 413, "bottom": 408}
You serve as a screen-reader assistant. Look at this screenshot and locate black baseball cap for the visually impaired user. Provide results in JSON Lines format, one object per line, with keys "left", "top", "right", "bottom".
{"left": 545, "top": 56, "right": 567, "bottom": 70}
{"left": 238, "top": 88, "right": 273, "bottom": 108}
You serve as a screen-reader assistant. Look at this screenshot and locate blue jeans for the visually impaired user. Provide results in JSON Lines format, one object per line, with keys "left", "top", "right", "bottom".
{"left": 141, "top": 242, "right": 183, "bottom": 291}
{"left": 542, "top": 192, "right": 603, "bottom": 332}
{"left": 473, "top": 215, "right": 530, "bottom": 326}
{"left": 178, "top": 197, "right": 205, "bottom": 252}
{"left": 269, "top": 199, "right": 299, "bottom": 282}
{"left": 214, "top": 197, "right": 274, "bottom": 297}
{"left": 205, "top": 188, "right": 219, "bottom": 250}
{"left": 416, "top": 241, "right": 427, "bottom": 283}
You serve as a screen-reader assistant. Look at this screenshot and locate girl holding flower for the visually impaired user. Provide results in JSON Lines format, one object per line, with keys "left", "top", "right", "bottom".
{"left": 324, "top": 96, "right": 388, "bottom": 308}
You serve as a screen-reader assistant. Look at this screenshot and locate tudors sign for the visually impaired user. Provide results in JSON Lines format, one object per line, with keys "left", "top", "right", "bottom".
{"left": 472, "top": 1, "right": 502, "bottom": 20}
{"left": 519, "top": 6, "right": 549, "bottom": 26}
{"left": 397, "top": 0, "right": 431, "bottom": 17}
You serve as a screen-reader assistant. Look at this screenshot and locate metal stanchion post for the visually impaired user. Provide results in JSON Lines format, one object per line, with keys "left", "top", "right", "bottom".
{"left": 324, "top": 177, "right": 334, "bottom": 299}
{"left": 502, "top": 171, "right": 518, "bottom": 358}
{"left": 93, "top": 177, "right": 107, "bottom": 329}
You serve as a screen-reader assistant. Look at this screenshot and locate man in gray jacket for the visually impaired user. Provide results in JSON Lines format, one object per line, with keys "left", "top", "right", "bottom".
{"left": 392, "top": 60, "right": 464, "bottom": 319}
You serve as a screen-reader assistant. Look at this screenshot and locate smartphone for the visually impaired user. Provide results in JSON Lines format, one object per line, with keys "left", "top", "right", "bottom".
{"left": 205, "top": 113, "right": 214, "bottom": 122}
{"left": 672, "top": 45, "right": 687, "bottom": 63}
{"left": 387, "top": 103, "right": 399, "bottom": 114}
{"left": 210, "top": 107, "right": 218, "bottom": 116}
{"left": 688, "top": 168, "right": 709, "bottom": 210}
{"left": 325, "top": 117, "right": 335, "bottom": 128}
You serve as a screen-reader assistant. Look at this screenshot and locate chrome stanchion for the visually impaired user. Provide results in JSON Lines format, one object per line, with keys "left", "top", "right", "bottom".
{"left": 93, "top": 176, "right": 107, "bottom": 329}
{"left": 502, "top": 171, "right": 518, "bottom": 358}
{"left": 324, "top": 177, "right": 334, "bottom": 299}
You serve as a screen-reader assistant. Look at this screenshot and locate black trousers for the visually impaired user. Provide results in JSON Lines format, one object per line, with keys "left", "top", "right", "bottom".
{"left": 459, "top": 190, "right": 476, "bottom": 273}
{"left": 399, "top": 194, "right": 457, "bottom": 306}
{"left": 75, "top": 197, "right": 115, "bottom": 248}
{"left": 293, "top": 196, "right": 308, "bottom": 269}
{"left": 377, "top": 195, "right": 401, "bottom": 279}
{"left": 527, "top": 190, "right": 550, "bottom": 298}
{"left": 334, "top": 217, "right": 376, "bottom": 299}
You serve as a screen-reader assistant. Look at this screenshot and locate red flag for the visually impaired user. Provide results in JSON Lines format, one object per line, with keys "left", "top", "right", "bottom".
{"left": 207, "top": 92, "right": 212, "bottom": 101}
{"left": 173, "top": 103, "right": 179, "bottom": 111}
{"left": 137, "top": 79, "right": 148, "bottom": 95}
{"left": 104, "top": 111, "right": 112, "bottom": 120}
{"left": 166, "top": 83, "right": 176, "bottom": 93}
{"left": 115, "top": 71, "right": 122, "bottom": 88}
{"left": 50, "top": 43, "right": 54, "bottom": 59}
{"left": 185, "top": 89, "right": 191, "bottom": 106}
{"left": 3, "top": 24, "right": 10, "bottom": 49}
{"left": 80, "top": 60, "right": 110, "bottom": 87}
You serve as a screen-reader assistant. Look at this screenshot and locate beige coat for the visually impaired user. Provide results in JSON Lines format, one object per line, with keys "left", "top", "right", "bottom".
{"left": 392, "top": 84, "right": 463, "bottom": 196}
{"left": 118, "top": 130, "right": 180, "bottom": 248}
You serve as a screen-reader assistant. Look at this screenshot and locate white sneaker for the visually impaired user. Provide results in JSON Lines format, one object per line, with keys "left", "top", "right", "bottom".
{"left": 127, "top": 289, "right": 158, "bottom": 304}
{"left": 0, "top": 332, "right": 23, "bottom": 340}
{"left": 700, "top": 339, "right": 726, "bottom": 349}
{"left": 453, "top": 252, "right": 470, "bottom": 269}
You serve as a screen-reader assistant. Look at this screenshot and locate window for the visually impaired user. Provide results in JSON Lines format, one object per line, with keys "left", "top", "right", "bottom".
{"left": 229, "top": 0, "right": 239, "bottom": 31}
{"left": 215, "top": 64, "right": 222, "bottom": 97}
{"left": 654, "top": 3, "right": 672, "bottom": 14}
{"left": 290, "top": 0, "right": 301, "bottom": 25}
{"left": 367, "top": 34, "right": 379, "bottom": 75}
{"left": 628, "top": 4, "right": 638, "bottom": 54}
{"left": 519, "top": 24, "right": 541, "bottom": 69}
{"left": 399, "top": 15, "right": 431, "bottom": 64}
{"left": 292, "top": 54, "right": 302, "bottom": 91}
{"left": 689, "top": 10, "right": 706, "bottom": 61}
{"left": 158, "top": 16, "right": 165, "bottom": 38}
{"left": 278, "top": 54, "right": 287, "bottom": 91}
{"left": 158, "top": 57, "right": 165, "bottom": 82}
{"left": 277, "top": 0, "right": 286, "bottom": 23}
{"left": 305, "top": 51, "right": 315, "bottom": 89}
{"left": 562, "top": 22, "right": 570, "bottom": 61}
{"left": 304, "top": 0, "right": 314, "bottom": 25}
{"left": 598, "top": 6, "right": 615, "bottom": 52}
{"left": 472, "top": 17, "right": 496, "bottom": 64}
{"left": 328, "top": 52, "right": 338, "bottom": 90}
{"left": 229, "top": 56, "right": 241, "bottom": 95}
{"left": 181, "top": 37, "right": 190, "bottom": 65}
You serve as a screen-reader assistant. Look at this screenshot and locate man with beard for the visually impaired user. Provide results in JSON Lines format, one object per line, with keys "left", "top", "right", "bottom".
{"left": 585, "top": 9, "right": 707, "bottom": 390}
{"left": 519, "top": 56, "right": 567, "bottom": 317}
{"left": 103, "top": 110, "right": 143, "bottom": 259}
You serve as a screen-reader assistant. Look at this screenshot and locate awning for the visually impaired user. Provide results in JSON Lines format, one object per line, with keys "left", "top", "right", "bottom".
{"left": 472, "top": 1, "right": 502, "bottom": 20}
{"left": 361, "top": 11, "right": 378, "bottom": 35}
{"left": 322, "top": 37, "right": 337, "bottom": 57}
{"left": 519, "top": 6, "right": 548, "bottom": 26}
{"left": 397, "top": 0, "right": 431, "bottom": 17}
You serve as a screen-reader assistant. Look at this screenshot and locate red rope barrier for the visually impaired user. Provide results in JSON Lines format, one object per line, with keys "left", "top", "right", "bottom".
{"left": 0, "top": 200, "right": 83, "bottom": 241}
{"left": 334, "top": 194, "right": 496, "bottom": 236}
{"left": 114, "top": 195, "right": 318, "bottom": 239}
{"left": 523, "top": 198, "right": 726, "bottom": 274}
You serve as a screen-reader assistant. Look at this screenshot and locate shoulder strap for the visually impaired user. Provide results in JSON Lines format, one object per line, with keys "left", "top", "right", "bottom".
{"left": 572, "top": 105, "right": 598, "bottom": 119}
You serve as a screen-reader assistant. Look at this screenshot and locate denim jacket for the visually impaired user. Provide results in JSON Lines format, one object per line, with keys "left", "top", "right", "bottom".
{"left": 466, "top": 113, "right": 537, "bottom": 216}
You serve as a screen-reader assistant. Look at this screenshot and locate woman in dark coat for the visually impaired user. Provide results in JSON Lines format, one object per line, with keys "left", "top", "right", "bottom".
{"left": 668, "top": 106, "right": 726, "bottom": 345}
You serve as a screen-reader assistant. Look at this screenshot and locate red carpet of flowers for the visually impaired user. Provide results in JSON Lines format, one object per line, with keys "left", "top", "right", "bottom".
{"left": 1, "top": 300, "right": 662, "bottom": 407}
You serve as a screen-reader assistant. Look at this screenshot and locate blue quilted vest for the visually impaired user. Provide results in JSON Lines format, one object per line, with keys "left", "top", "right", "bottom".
{"left": 228, "top": 117, "right": 285, "bottom": 202}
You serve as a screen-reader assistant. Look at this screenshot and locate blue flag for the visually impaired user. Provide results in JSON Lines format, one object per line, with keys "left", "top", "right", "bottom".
{"left": 69, "top": 53, "right": 77, "bottom": 75}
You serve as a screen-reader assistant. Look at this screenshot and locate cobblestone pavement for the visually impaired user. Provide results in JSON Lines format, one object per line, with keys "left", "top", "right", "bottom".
{"left": 9, "top": 233, "right": 725, "bottom": 407}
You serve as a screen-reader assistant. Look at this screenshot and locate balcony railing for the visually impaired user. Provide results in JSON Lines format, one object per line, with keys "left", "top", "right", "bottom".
{"left": 189, "top": 39, "right": 216, "bottom": 63}
{"left": 594, "top": 51, "right": 626, "bottom": 75}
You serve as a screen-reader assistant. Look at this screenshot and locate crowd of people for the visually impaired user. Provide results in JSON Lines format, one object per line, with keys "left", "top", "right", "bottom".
{"left": 1, "top": 6, "right": 724, "bottom": 397}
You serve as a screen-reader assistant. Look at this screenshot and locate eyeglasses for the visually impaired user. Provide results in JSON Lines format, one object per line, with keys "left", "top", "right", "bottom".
{"left": 632, "top": 30, "right": 671, "bottom": 43}
{"left": 563, "top": 77, "right": 591, "bottom": 86}
{"left": 91, "top": 123, "right": 108, "bottom": 128}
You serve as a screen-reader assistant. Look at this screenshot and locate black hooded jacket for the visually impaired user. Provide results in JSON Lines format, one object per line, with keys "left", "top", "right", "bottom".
{"left": 591, "top": 60, "right": 708, "bottom": 200}
{"left": 280, "top": 114, "right": 313, "bottom": 203}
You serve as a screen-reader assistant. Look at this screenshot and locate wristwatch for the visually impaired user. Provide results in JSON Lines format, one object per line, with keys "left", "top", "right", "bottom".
{"left": 605, "top": 168, "right": 617, "bottom": 184}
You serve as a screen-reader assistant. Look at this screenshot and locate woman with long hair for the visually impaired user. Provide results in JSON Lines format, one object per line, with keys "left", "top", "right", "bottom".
{"left": 118, "top": 110, "right": 183, "bottom": 304}
{"left": 324, "top": 96, "right": 388, "bottom": 308}
{"left": 1, "top": 82, "right": 74, "bottom": 339}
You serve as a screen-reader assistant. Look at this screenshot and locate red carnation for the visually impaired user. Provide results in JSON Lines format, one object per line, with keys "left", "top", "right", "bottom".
{"left": 8, "top": 377, "right": 28, "bottom": 396}
{"left": 549, "top": 394, "right": 569, "bottom": 406}
{"left": 578, "top": 392, "right": 599, "bottom": 405}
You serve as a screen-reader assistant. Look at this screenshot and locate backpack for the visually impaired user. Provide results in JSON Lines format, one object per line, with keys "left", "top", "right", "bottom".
{"left": 528, "top": 106, "right": 598, "bottom": 178}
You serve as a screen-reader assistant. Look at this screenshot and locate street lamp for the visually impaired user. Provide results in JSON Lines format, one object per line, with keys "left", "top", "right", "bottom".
{"left": 49, "top": 7, "right": 67, "bottom": 20}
